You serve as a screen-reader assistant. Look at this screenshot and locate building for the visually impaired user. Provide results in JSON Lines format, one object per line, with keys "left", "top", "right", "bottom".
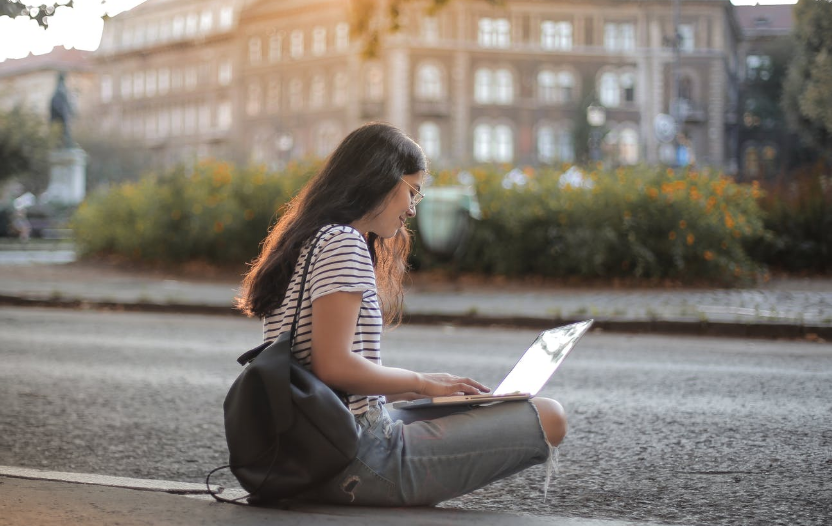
{"left": 734, "top": 3, "right": 794, "bottom": 180}
{"left": 0, "top": 46, "right": 94, "bottom": 119}
{"left": 89, "top": 0, "right": 744, "bottom": 172}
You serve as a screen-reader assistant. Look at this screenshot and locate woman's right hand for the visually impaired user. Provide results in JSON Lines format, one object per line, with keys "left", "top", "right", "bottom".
{"left": 416, "top": 372, "right": 491, "bottom": 397}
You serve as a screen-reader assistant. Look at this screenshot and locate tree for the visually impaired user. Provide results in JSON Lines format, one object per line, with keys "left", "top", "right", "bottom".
{"left": 0, "top": 0, "right": 74, "bottom": 27}
{"left": 0, "top": 105, "right": 53, "bottom": 193}
{"left": 782, "top": 0, "right": 832, "bottom": 159}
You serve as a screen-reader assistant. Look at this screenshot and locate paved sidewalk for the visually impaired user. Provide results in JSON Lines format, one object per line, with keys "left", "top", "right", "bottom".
{"left": 0, "top": 260, "right": 830, "bottom": 339}
{"left": 0, "top": 467, "right": 665, "bottom": 526}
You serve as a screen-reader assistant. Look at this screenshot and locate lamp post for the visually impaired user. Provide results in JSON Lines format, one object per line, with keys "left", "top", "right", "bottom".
{"left": 587, "top": 103, "right": 607, "bottom": 163}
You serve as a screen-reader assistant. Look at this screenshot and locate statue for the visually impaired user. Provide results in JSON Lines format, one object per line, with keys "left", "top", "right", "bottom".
{"left": 49, "top": 72, "right": 74, "bottom": 148}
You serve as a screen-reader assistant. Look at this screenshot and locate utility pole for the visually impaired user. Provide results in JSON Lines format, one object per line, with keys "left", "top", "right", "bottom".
{"left": 671, "top": 0, "right": 681, "bottom": 165}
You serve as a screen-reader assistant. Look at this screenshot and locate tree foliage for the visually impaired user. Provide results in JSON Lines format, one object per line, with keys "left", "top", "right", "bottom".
{"left": 0, "top": 0, "right": 74, "bottom": 27}
{"left": 782, "top": 0, "right": 832, "bottom": 158}
{"left": 0, "top": 105, "right": 53, "bottom": 192}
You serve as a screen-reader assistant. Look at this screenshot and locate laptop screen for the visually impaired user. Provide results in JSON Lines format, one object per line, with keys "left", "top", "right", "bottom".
{"left": 492, "top": 320, "right": 593, "bottom": 397}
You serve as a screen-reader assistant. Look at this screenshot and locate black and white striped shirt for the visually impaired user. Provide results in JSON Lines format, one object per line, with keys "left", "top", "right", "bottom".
{"left": 263, "top": 224, "right": 383, "bottom": 415}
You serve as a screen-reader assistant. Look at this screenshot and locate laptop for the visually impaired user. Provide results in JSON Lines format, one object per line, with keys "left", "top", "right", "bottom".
{"left": 392, "top": 319, "right": 594, "bottom": 410}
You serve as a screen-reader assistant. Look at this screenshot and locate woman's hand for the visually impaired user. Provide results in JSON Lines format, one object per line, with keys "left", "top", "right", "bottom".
{"left": 416, "top": 373, "right": 491, "bottom": 397}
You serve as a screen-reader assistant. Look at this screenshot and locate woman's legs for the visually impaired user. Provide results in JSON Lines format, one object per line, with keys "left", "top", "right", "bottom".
{"left": 531, "top": 397, "right": 567, "bottom": 446}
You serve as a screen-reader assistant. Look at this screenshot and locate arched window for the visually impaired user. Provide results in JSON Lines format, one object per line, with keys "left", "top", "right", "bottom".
{"left": 309, "top": 74, "right": 326, "bottom": 109}
{"left": 249, "top": 37, "right": 262, "bottom": 64}
{"left": 494, "top": 69, "right": 513, "bottom": 104}
{"left": 620, "top": 71, "right": 635, "bottom": 104}
{"left": 418, "top": 121, "right": 441, "bottom": 159}
{"left": 558, "top": 71, "right": 575, "bottom": 103}
{"left": 600, "top": 72, "right": 619, "bottom": 107}
{"left": 619, "top": 128, "right": 639, "bottom": 165}
{"left": 538, "top": 125, "right": 555, "bottom": 162}
{"left": 416, "top": 63, "right": 443, "bottom": 100}
{"left": 290, "top": 30, "right": 303, "bottom": 58}
{"left": 494, "top": 124, "right": 514, "bottom": 162}
{"left": 335, "top": 23, "right": 349, "bottom": 51}
{"left": 538, "top": 70, "right": 557, "bottom": 103}
{"left": 246, "top": 82, "right": 262, "bottom": 116}
{"left": 474, "top": 68, "right": 492, "bottom": 103}
{"left": 474, "top": 124, "right": 492, "bottom": 162}
{"left": 289, "top": 78, "right": 303, "bottom": 109}
{"left": 312, "top": 26, "right": 326, "bottom": 56}
{"left": 557, "top": 128, "right": 574, "bottom": 162}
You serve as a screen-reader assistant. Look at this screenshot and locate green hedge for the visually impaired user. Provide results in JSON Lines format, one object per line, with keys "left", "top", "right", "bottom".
{"left": 72, "top": 160, "right": 317, "bottom": 264}
{"left": 74, "top": 160, "right": 770, "bottom": 283}
{"left": 412, "top": 165, "right": 766, "bottom": 284}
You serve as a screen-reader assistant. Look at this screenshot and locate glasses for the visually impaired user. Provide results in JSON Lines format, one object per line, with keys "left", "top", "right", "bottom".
{"left": 400, "top": 179, "right": 425, "bottom": 207}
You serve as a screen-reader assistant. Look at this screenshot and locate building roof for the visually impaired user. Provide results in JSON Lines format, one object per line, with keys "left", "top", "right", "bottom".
{"left": 0, "top": 46, "right": 92, "bottom": 79}
{"left": 734, "top": 4, "right": 793, "bottom": 37}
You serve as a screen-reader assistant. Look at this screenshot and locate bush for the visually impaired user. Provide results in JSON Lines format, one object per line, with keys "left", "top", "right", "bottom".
{"left": 72, "top": 160, "right": 318, "bottom": 265}
{"left": 413, "top": 165, "right": 766, "bottom": 284}
{"left": 751, "top": 164, "right": 832, "bottom": 273}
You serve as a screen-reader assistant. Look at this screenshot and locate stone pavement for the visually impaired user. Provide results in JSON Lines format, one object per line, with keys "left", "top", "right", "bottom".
{"left": 0, "top": 254, "right": 830, "bottom": 339}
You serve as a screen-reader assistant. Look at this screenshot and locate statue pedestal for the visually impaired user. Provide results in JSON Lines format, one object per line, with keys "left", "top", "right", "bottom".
{"left": 43, "top": 147, "right": 87, "bottom": 205}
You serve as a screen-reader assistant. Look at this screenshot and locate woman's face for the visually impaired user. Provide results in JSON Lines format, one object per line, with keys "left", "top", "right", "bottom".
{"left": 359, "top": 171, "right": 425, "bottom": 239}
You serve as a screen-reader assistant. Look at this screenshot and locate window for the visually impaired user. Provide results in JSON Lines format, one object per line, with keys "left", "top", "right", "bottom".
{"left": 309, "top": 75, "right": 326, "bottom": 109}
{"left": 134, "top": 24, "right": 145, "bottom": 47}
{"left": 200, "top": 10, "right": 213, "bottom": 32}
{"left": 538, "top": 126, "right": 555, "bottom": 163}
{"left": 746, "top": 54, "right": 772, "bottom": 81}
{"left": 473, "top": 123, "right": 513, "bottom": 163}
{"left": 620, "top": 71, "right": 635, "bottom": 103}
{"left": 171, "top": 69, "right": 183, "bottom": 91}
{"left": 416, "top": 63, "right": 443, "bottom": 100}
{"left": 289, "top": 78, "right": 303, "bottom": 109}
{"left": 171, "top": 107, "right": 183, "bottom": 135}
{"left": 247, "top": 82, "right": 262, "bottom": 116}
{"left": 120, "top": 75, "right": 132, "bottom": 99}
{"left": 121, "top": 28, "right": 133, "bottom": 49}
{"left": 266, "top": 77, "right": 280, "bottom": 114}
{"left": 312, "top": 26, "right": 326, "bottom": 56}
{"left": 101, "top": 75, "right": 112, "bottom": 103}
{"left": 172, "top": 16, "right": 184, "bottom": 38}
{"left": 479, "top": 17, "right": 510, "bottom": 48}
{"left": 422, "top": 16, "right": 439, "bottom": 42}
{"left": 541, "top": 21, "right": 572, "bottom": 51}
{"left": 538, "top": 71, "right": 557, "bottom": 103}
{"left": 679, "top": 24, "right": 694, "bottom": 53}
{"left": 158, "top": 68, "right": 170, "bottom": 94}
{"left": 474, "top": 68, "right": 492, "bottom": 103}
{"left": 146, "top": 23, "right": 158, "bottom": 43}
{"left": 333, "top": 71, "right": 348, "bottom": 107}
{"left": 604, "top": 22, "right": 635, "bottom": 51}
{"left": 599, "top": 72, "right": 619, "bottom": 107}
{"left": 145, "top": 70, "right": 156, "bottom": 97}
{"left": 557, "top": 128, "right": 574, "bottom": 162}
{"left": 494, "top": 69, "right": 513, "bottom": 104}
{"left": 249, "top": 37, "right": 262, "bottom": 65}
{"left": 418, "top": 122, "right": 440, "bottom": 159}
{"left": 133, "top": 71, "right": 144, "bottom": 98}
{"left": 290, "top": 30, "right": 304, "bottom": 59}
{"left": 366, "top": 66, "right": 384, "bottom": 102}
{"left": 185, "top": 13, "right": 198, "bottom": 36}
{"left": 219, "top": 7, "right": 233, "bottom": 29}
{"left": 217, "top": 101, "right": 232, "bottom": 130}
{"left": 619, "top": 128, "right": 639, "bottom": 165}
{"left": 537, "top": 125, "right": 574, "bottom": 163}
{"left": 218, "top": 60, "right": 232, "bottom": 86}
{"left": 184, "top": 67, "right": 197, "bottom": 91}
{"left": 558, "top": 71, "right": 574, "bottom": 103}
{"left": 335, "top": 23, "right": 349, "bottom": 51}
{"left": 269, "top": 33, "right": 283, "bottom": 62}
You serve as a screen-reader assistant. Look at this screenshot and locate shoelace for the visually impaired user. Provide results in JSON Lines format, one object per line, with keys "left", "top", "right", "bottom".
{"left": 543, "top": 446, "right": 560, "bottom": 502}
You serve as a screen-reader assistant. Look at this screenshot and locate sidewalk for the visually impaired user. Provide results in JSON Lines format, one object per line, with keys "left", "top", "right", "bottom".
{"left": 0, "top": 258, "right": 830, "bottom": 339}
{"left": 0, "top": 467, "right": 663, "bottom": 526}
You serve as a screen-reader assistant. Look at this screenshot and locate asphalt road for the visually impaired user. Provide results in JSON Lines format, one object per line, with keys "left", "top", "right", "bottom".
{"left": 1, "top": 307, "right": 829, "bottom": 525}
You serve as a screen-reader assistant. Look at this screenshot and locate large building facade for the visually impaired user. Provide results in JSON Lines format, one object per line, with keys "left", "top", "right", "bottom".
{"left": 89, "top": 0, "right": 745, "bottom": 172}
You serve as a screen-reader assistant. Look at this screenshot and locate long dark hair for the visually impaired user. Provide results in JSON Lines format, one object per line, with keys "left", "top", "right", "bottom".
{"left": 237, "top": 122, "right": 427, "bottom": 323}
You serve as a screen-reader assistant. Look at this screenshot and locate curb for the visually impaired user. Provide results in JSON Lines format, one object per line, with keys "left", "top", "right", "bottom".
{"left": 1, "top": 293, "right": 829, "bottom": 341}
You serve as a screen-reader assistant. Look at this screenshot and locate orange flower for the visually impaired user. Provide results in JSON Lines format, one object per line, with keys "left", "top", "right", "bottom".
{"left": 704, "top": 250, "right": 715, "bottom": 261}
{"left": 724, "top": 212, "right": 735, "bottom": 229}
{"left": 669, "top": 231, "right": 677, "bottom": 240}
{"left": 679, "top": 220, "right": 687, "bottom": 229}
{"left": 214, "top": 221, "right": 224, "bottom": 233}
{"left": 686, "top": 233, "right": 695, "bottom": 245}
{"left": 647, "top": 187, "right": 659, "bottom": 199}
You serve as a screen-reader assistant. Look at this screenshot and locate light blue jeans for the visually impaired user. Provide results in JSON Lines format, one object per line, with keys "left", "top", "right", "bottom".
{"left": 299, "top": 400, "right": 551, "bottom": 506}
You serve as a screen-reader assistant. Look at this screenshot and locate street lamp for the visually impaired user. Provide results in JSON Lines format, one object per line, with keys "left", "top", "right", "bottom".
{"left": 587, "top": 103, "right": 607, "bottom": 163}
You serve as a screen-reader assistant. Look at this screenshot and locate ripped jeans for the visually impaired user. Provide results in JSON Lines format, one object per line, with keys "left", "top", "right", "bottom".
{"left": 297, "top": 400, "right": 552, "bottom": 506}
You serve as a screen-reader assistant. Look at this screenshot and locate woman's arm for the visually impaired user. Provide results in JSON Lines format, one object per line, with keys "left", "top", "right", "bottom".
{"left": 310, "top": 291, "right": 489, "bottom": 397}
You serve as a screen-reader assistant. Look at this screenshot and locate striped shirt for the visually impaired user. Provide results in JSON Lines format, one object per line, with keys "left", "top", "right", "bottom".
{"left": 263, "top": 224, "right": 383, "bottom": 416}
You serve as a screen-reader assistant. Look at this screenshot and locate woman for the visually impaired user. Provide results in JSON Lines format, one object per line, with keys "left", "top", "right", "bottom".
{"left": 237, "top": 122, "right": 567, "bottom": 506}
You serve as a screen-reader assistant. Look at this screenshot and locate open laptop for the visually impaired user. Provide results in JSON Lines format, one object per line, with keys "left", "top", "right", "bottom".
{"left": 392, "top": 319, "right": 594, "bottom": 410}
